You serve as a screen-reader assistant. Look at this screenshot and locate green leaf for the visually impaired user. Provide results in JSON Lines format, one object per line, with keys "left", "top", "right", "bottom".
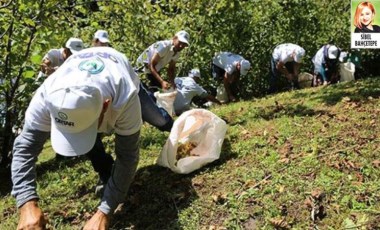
{"left": 23, "top": 70, "right": 35, "bottom": 79}
{"left": 343, "top": 218, "right": 357, "bottom": 229}
{"left": 24, "top": 18, "right": 35, "bottom": 27}
{"left": 30, "top": 54, "right": 42, "bottom": 65}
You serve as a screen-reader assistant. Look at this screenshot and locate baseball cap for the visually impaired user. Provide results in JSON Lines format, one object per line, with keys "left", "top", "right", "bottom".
{"left": 189, "top": 68, "right": 201, "bottom": 78}
{"left": 94, "top": 30, "right": 110, "bottom": 43}
{"left": 46, "top": 72, "right": 103, "bottom": 156}
{"left": 328, "top": 46, "right": 339, "bottom": 59}
{"left": 240, "top": 60, "right": 251, "bottom": 76}
{"left": 175, "top": 30, "right": 190, "bottom": 45}
{"left": 294, "top": 48, "right": 305, "bottom": 63}
{"left": 65, "top": 38, "right": 84, "bottom": 54}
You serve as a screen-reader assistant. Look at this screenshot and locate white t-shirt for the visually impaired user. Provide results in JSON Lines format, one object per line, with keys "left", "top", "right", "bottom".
{"left": 272, "top": 43, "right": 304, "bottom": 63}
{"left": 312, "top": 46, "right": 325, "bottom": 71}
{"left": 212, "top": 52, "right": 244, "bottom": 75}
{"left": 173, "top": 77, "right": 208, "bottom": 114}
{"left": 26, "top": 47, "right": 142, "bottom": 136}
{"left": 136, "top": 40, "right": 180, "bottom": 73}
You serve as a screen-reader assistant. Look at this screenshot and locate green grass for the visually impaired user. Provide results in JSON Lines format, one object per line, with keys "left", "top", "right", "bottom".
{"left": 1, "top": 78, "right": 380, "bottom": 229}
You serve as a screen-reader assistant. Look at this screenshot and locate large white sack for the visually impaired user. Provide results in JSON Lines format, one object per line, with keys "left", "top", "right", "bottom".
{"left": 339, "top": 62, "right": 355, "bottom": 82}
{"left": 215, "top": 84, "right": 228, "bottom": 103}
{"left": 157, "top": 109, "right": 227, "bottom": 174}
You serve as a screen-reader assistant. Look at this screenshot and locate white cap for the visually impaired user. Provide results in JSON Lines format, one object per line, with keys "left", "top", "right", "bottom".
{"left": 94, "top": 30, "right": 110, "bottom": 43}
{"left": 65, "top": 38, "right": 84, "bottom": 54}
{"left": 46, "top": 72, "right": 103, "bottom": 156}
{"left": 328, "top": 46, "right": 339, "bottom": 59}
{"left": 175, "top": 30, "right": 190, "bottom": 45}
{"left": 189, "top": 68, "right": 201, "bottom": 78}
{"left": 240, "top": 59, "right": 251, "bottom": 76}
{"left": 294, "top": 48, "right": 305, "bottom": 63}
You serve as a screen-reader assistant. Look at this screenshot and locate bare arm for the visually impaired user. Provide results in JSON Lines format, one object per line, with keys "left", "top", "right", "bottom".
{"left": 167, "top": 60, "right": 176, "bottom": 89}
{"left": 276, "top": 61, "right": 292, "bottom": 81}
{"left": 149, "top": 53, "right": 170, "bottom": 90}
{"left": 206, "top": 94, "right": 222, "bottom": 105}
{"left": 293, "top": 62, "right": 301, "bottom": 76}
{"left": 223, "top": 72, "right": 235, "bottom": 102}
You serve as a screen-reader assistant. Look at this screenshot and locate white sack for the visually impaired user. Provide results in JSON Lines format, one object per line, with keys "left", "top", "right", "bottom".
{"left": 157, "top": 109, "right": 227, "bottom": 174}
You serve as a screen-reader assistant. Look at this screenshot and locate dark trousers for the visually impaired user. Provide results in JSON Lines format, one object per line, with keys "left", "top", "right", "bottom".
{"left": 87, "top": 134, "right": 113, "bottom": 183}
{"left": 146, "top": 73, "right": 161, "bottom": 92}
{"left": 269, "top": 58, "right": 299, "bottom": 93}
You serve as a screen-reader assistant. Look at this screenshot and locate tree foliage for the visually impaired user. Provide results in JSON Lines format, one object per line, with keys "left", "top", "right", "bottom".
{"left": 1, "top": 0, "right": 379, "bottom": 165}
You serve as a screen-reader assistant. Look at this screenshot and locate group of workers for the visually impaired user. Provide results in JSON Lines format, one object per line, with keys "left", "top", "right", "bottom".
{"left": 11, "top": 28, "right": 347, "bottom": 229}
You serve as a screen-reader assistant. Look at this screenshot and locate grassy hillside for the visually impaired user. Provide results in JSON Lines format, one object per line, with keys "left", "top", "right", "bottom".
{"left": 1, "top": 78, "right": 380, "bottom": 229}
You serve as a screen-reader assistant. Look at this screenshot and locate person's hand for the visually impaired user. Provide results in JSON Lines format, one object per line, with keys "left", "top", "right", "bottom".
{"left": 83, "top": 210, "right": 110, "bottom": 230}
{"left": 161, "top": 80, "right": 171, "bottom": 90}
{"left": 17, "top": 200, "right": 47, "bottom": 230}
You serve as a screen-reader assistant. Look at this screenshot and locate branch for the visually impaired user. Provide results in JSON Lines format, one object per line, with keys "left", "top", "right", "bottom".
{"left": 0, "top": 0, "right": 12, "bottom": 9}
{"left": 11, "top": 0, "right": 45, "bottom": 98}
{"left": 3, "top": 18, "right": 14, "bottom": 101}
{"left": 0, "top": 25, "right": 11, "bottom": 40}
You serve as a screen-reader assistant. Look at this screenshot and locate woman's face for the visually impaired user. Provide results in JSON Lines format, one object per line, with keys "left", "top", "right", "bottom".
{"left": 360, "top": 6, "right": 374, "bottom": 26}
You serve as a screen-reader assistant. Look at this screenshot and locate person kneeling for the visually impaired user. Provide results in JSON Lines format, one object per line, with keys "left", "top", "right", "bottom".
{"left": 174, "top": 69, "right": 221, "bottom": 116}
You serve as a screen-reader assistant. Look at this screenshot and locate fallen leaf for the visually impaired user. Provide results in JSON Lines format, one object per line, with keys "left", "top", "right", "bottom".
{"left": 279, "top": 158, "right": 290, "bottom": 164}
{"left": 269, "top": 218, "right": 290, "bottom": 229}
{"left": 372, "top": 160, "right": 380, "bottom": 168}
{"left": 279, "top": 141, "right": 293, "bottom": 156}
{"left": 342, "top": 97, "right": 351, "bottom": 102}
{"left": 192, "top": 178, "right": 204, "bottom": 187}
{"left": 268, "top": 135, "right": 278, "bottom": 145}
{"left": 311, "top": 189, "right": 325, "bottom": 200}
{"left": 211, "top": 193, "right": 227, "bottom": 204}
{"left": 304, "top": 198, "right": 313, "bottom": 208}
{"left": 278, "top": 185, "right": 285, "bottom": 193}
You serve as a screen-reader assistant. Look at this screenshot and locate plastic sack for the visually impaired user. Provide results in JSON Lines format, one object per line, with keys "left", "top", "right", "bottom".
{"left": 157, "top": 109, "right": 228, "bottom": 174}
{"left": 216, "top": 84, "right": 228, "bottom": 103}
{"left": 339, "top": 62, "right": 355, "bottom": 82}
{"left": 298, "top": 72, "right": 313, "bottom": 88}
{"left": 154, "top": 90, "right": 177, "bottom": 116}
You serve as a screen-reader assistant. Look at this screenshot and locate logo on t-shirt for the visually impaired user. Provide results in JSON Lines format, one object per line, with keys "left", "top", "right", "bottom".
{"left": 58, "top": 112, "right": 68, "bottom": 120}
{"left": 79, "top": 57, "right": 105, "bottom": 74}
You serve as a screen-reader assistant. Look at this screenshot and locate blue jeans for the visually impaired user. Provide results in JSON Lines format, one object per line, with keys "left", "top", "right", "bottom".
{"left": 139, "top": 82, "right": 173, "bottom": 132}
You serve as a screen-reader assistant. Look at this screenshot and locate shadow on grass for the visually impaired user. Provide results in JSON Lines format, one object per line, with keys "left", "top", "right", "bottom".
{"left": 0, "top": 166, "right": 12, "bottom": 198}
{"left": 111, "top": 139, "right": 236, "bottom": 230}
{"left": 35, "top": 155, "right": 89, "bottom": 177}
{"left": 255, "top": 103, "right": 327, "bottom": 120}
{"left": 0, "top": 154, "right": 92, "bottom": 198}
{"left": 292, "top": 78, "right": 380, "bottom": 106}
